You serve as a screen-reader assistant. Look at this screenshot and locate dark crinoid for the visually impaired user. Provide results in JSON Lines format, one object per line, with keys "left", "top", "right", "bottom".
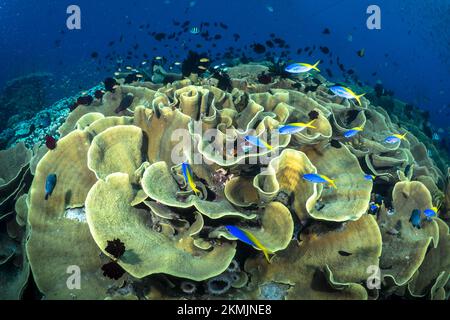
{"left": 257, "top": 72, "right": 272, "bottom": 84}
{"left": 267, "top": 59, "right": 289, "bottom": 79}
{"left": 101, "top": 261, "right": 126, "bottom": 280}
{"left": 182, "top": 50, "right": 208, "bottom": 77}
{"left": 105, "top": 238, "right": 126, "bottom": 259}
{"left": 213, "top": 70, "right": 232, "bottom": 92}
{"left": 308, "top": 110, "right": 320, "bottom": 120}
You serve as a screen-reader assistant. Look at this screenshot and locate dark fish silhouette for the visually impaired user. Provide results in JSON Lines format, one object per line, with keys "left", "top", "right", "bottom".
{"left": 77, "top": 95, "right": 93, "bottom": 106}
{"left": 252, "top": 43, "right": 266, "bottom": 54}
{"left": 104, "top": 77, "right": 118, "bottom": 92}
{"left": 115, "top": 94, "right": 134, "bottom": 114}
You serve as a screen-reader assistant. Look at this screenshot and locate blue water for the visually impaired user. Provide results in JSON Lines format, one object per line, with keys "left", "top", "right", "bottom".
{"left": 0, "top": 0, "right": 449, "bottom": 129}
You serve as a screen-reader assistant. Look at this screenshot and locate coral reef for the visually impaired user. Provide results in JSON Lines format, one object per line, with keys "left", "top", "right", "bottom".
{"left": 0, "top": 62, "right": 449, "bottom": 300}
{"left": 0, "top": 73, "right": 55, "bottom": 132}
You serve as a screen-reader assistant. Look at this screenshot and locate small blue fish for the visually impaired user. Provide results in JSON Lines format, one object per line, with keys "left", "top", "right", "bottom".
{"left": 303, "top": 173, "right": 337, "bottom": 189}
{"left": 369, "top": 202, "right": 380, "bottom": 214}
{"left": 244, "top": 135, "right": 273, "bottom": 150}
{"left": 45, "top": 173, "right": 57, "bottom": 200}
{"left": 424, "top": 207, "right": 437, "bottom": 221}
{"left": 384, "top": 133, "right": 407, "bottom": 144}
{"left": 344, "top": 126, "right": 364, "bottom": 138}
{"left": 409, "top": 209, "right": 422, "bottom": 229}
{"left": 330, "top": 86, "right": 365, "bottom": 106}
{"left": 225, "top": 225, "right": 255, "bottom": 247}
{"left": 364, "top": 174, "right": 376, "bottom": 181}
{"left": 285, "top": 61, "right": 320, "bottom": 74}
{"left": 225, "top": 225, "right": 272, "bottom": 262}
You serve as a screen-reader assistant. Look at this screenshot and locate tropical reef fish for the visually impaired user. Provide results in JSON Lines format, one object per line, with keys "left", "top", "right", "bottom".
{"left": 181, "top": 162, "right": 201, "bottom": 195}
{"left": 357, "top": 48, "right": 365, "bottom": 57}
{"left": 45, "top": 173, "right": 57, "bottom": 200}
{"left": 384, "top": 133, "right": 408, "bottom": 144}
{"left": 285, "top": 60, "right": 320, "bottom": 74}
{"left": 104, "top": 77, "right": 118, "bottom": 92}
{"left": 329, "top": 86, "right": 365, "bottom": 106}
{"left": 225, "top": 225, "right": 273, "bottom": 263}
{"left": 303, "top": 173, "right": 337, "bottom": 189}
{"left": 409, "top": 209, "right": 422, "bottom": 229}
{"left": 424, "top": 207, "right": 437, "bottom": 221}
{"left": 364, "top": 174, "right": 376, "bottom": 181}
{"left": 278, "top": 120, "right": 316, "bottom": 135}
{"left": 344, "top": 126, "right": 364, "bottom": 138}
{"left": 244, "top": 135, "right": 273, "bottom": 150}
{"left": 115, "top": 93, "right": 134, "bottom": 114}
{"left": 369, "top": 202, "right": 380, "bottom": 214}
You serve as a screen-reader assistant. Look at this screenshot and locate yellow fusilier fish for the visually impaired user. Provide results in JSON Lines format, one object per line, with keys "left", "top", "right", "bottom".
{"left": 384, "top": 132, "right": 408, "bottom": 144}
{"left": 225, "top": 225, "right": 274, "bottom": 263}
{"left": 244, "top": 135, "right": 273, "bottom": 150}
{"left": 278, "top": 120, "right": 317, "bottom": 135}
{"left": 344, "top": 126, "right": 364, "bottom": 138}
{"left": 199, "top": 58, "right": 210, "bottom": 63}
{"left": 285, "top": 60, "right": 321, "bottom": 73}
{"left": 330, "top": 85, "right": 366, "bottom": 106}
{"left": 181, "top": 162, "right": 201, "bottom": 195}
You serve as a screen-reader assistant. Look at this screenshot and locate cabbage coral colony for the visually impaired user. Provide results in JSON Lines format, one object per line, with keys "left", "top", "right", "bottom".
{"left": 0, "top": 62, "right": 449, "bottom": 300}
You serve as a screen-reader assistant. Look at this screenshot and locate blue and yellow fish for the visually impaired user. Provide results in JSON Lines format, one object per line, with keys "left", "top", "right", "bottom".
{"left": 278, "top": 120, "right": 316, "bottom": 135}
{"left": 369, "top": 202, "right": 380, "bottom": 214}
{"left": 285, "top": 60, "right": 321, "bottom": 74}
{"left": 424, "top": 207, "right": 438, "bottom": 221}
{"left": 344, "top": 126, "right": 364, "bottom": 138}
{"left": 181, "top": 162, "right": 201, "bottom": 195}
{"left": 244, "top": 135, "right": 273, "bottom": 150}
{"left": 303, "top": 173, "right": 337, "bottom": 189}
{"left": 45, "top": 173, "right": 57, "bottom": 200}
{"left": 364, "top": 174, "right": 376, "bottom": 181}
{"left": 225, "top": 225, "right": 273, "bottom": 262}
{"left": 409, "top": 209, "right": 422, "bottom": 229}
{"left": 330, "top": 86, "right": 365, "bottom": 106}
{"left": 384, "top": 133, "right": 408, "bottom": 144}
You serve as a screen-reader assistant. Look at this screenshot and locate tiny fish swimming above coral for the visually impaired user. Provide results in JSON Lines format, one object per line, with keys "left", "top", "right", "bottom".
{"left": 0, "top": 0, "right": 450, "bottom": 302}
{"left": 0, "top": 59, "right": 448, "bottom": 301}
